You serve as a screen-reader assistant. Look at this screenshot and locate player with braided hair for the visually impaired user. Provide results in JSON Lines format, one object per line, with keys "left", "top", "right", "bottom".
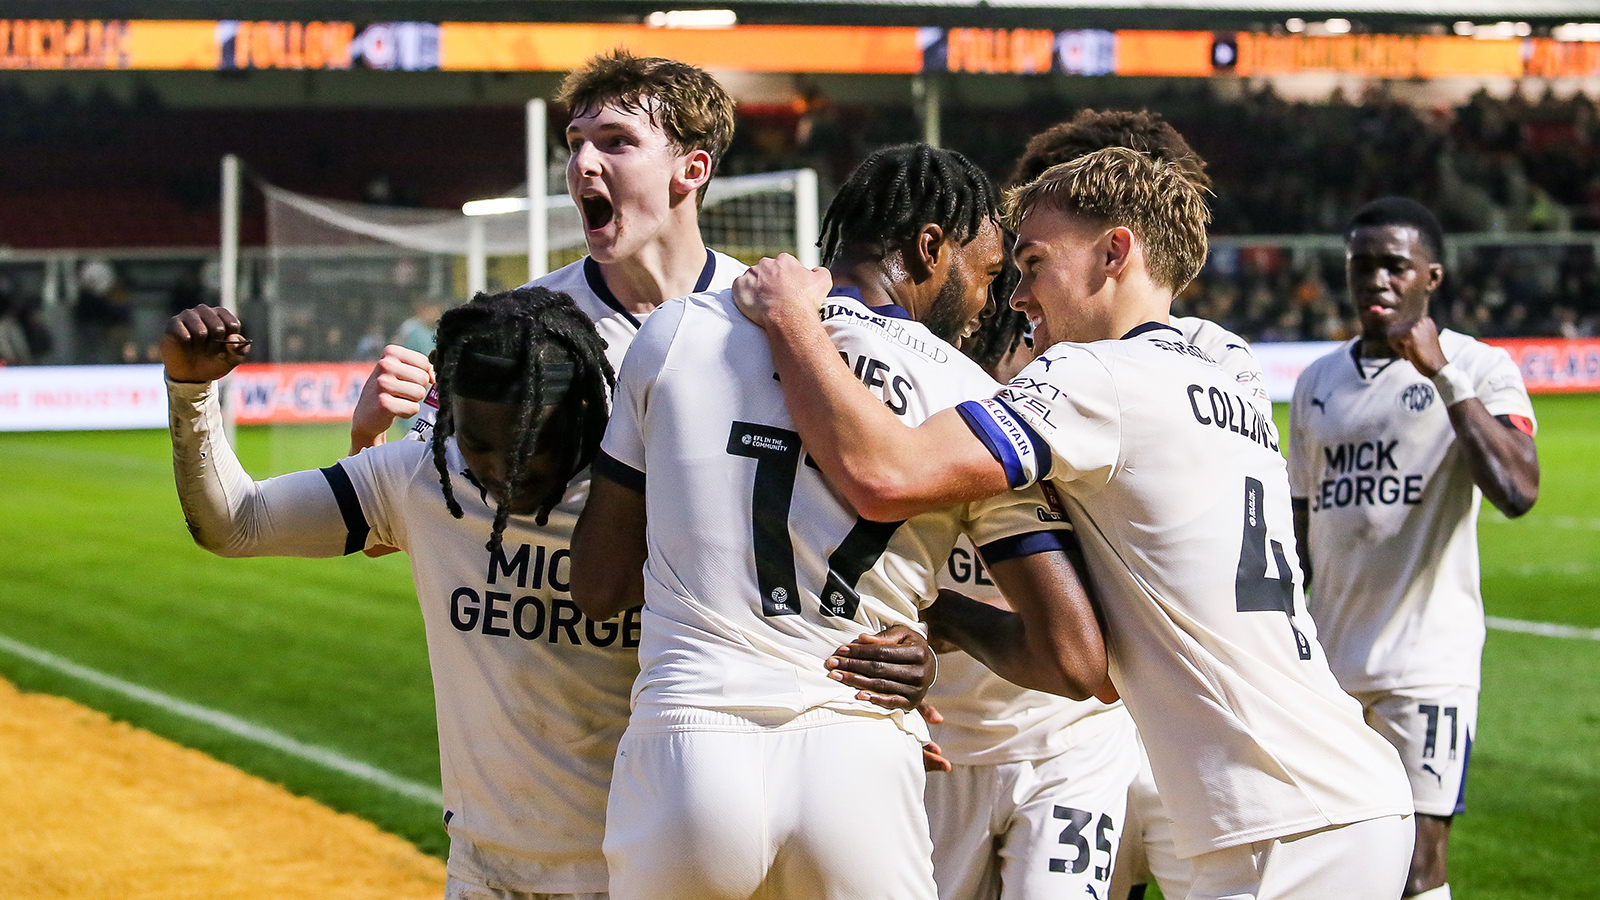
{"left": 426, "top": 287, "right": 615, "bottom": 551}
{"left": 162, "top": 289, "right": 938, "bottom": 900}
{"left": 573, "top": 143, "right": 1109, "bottom": 900}
{"left": 737, "top": 145, "right": 1416, "bottom": 900}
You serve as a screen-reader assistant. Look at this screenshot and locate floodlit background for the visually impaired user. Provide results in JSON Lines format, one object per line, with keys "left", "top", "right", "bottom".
{"left": 1, "top": 3, "right": 1597, "bottom": 898}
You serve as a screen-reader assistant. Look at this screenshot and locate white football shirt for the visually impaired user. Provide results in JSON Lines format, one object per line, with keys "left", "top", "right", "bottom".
{"left": 336, "top": 439, "right": 638, "bottom": 894}
{"left": 405, "top": 249, "right": 748, "bottom": 445}
{"left": 1288, "top": 331, "right": 1535, "bottom": 692}
{"left": 1173, "top": 315, "right": 1270, "bottom": 413}
{"left": 931, "top": 316, "right": 1261, "bottom": 766}
{"left": 957, "top": 323, "right": 1412, "bottom": 858}
{"left": 372, "top": 248, "right": 745, "bottom": 890}
{"left": 599, "top": 288, "right": 1074, "bottom": 734}
{"left": 929, "top": 534, "right": 1124, "bottom": 766}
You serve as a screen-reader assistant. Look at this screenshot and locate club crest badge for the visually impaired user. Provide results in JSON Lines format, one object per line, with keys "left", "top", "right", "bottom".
{"left": 1399, "top": 382, "right": 1435, "bottom": 413}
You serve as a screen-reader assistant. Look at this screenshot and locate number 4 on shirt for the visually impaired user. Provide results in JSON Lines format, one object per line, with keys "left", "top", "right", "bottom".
{"left": 1236, "top": 477, "right": 1313, "bottom": 660}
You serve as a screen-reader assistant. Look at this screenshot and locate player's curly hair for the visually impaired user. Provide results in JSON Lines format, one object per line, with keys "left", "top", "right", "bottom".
{"left": 1007, "top": 108, "right": 1212, "bottom": 191}
{"left": 558, "top": 49, "right": 736, "bottom": 203}
{"left": 431, "top": 286, "right": 615, "bottom": 553}
{"left": 819, "top": 143, "right": 999, "bottom": 266}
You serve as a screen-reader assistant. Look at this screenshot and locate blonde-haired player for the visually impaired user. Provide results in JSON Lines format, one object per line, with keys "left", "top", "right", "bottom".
{"left": 736, "top": 147, "right": 1416, "bottom": 900}
{"left": 925, "top": 109, "right": 1273, "bottom": 900}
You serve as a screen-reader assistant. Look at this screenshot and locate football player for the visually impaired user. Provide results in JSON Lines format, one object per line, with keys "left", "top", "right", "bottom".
{"left": 1289, "top": 197, "right": 1539, "bottom": 900}
{"left": 734, "top": 147, "right": 1417, "bottom": 900}
{"left": 571, "top": 144, "right": 1110, "bottom": 900}
{"left": 162, "top": 291, "right": 934, "bottom": 900}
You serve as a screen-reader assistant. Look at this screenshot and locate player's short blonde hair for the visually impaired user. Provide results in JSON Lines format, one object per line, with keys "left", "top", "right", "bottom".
{"left": 558, "top": 49, "right": 736, "bottom": 202}
{"left": 1006, "top": 146, "right": 1210, "bottom": 293}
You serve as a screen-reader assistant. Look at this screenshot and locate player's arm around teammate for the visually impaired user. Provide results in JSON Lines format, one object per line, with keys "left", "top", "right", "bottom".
{"left": 571, "top": 449, "right": 944, "bottom": 713}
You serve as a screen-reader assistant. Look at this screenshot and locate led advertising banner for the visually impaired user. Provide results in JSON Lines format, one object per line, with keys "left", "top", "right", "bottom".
{"left": 4, "top": 18, "right": 1594, "bottom": 78}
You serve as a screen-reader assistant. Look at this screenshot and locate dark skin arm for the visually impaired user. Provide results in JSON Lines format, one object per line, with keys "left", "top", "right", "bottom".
{"left": 1388, "top": 317, "right": 1539, "bottom": 518}
{"left": 917, "top": 550, "right": 1108, "bottom": 701}
{"left": 569, "top": 473, "right": 648, "bottom": 623}
{"left": 161, "top": 305, "right": 252, "bottom": 383}
{"left": 572, "top": 472, "right": 942, "bottom": 711}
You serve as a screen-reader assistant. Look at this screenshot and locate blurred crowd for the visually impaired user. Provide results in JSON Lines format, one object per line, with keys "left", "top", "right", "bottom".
{"left": 3, "top": 81, "right": 1600, "bottom": 365}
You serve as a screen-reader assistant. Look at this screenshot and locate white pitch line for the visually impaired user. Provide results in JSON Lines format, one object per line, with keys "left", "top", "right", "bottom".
{"left": 0, "top": 632, "right": 442, "bottom": 806}
{"left": 1482, "top": 514, "right": 1600, "bottom": 531}
{"left": 1487, "top": 616, "right": 1600, "bottom": 642}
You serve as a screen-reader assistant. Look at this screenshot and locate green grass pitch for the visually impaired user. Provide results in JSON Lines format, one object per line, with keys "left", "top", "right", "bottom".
{"left": 0, "top": 396, "right": 1596, "bottom": 895}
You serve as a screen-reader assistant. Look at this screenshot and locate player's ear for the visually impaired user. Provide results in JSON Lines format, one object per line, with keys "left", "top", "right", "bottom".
{"left": 672, "top": 149, "right": 715, "bottom": 199}
{"left": 909, "top": 224, "right": 948, "bottom": 282}
{"left": 1104, "top": 226, "right": 1135, "bottom": 279}
{"left": 1424, "top": 261, "right": 1444, "bottom": 294}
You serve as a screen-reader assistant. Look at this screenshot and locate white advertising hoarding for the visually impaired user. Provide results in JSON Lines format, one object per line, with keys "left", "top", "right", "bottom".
{"left": 0, "top": 365, "right": 168, "bottom": 431}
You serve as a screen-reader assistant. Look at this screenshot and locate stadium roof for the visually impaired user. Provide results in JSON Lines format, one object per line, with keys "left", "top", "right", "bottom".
{"left": 20, "top": 1, "right": 1600, "bottom": 28}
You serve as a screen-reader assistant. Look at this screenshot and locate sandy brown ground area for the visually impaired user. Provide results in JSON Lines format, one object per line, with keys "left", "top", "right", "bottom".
{"left": 0, "top": 678, "right": 446, "bottom": 899}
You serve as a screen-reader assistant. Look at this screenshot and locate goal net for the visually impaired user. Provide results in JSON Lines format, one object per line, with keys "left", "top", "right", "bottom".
{"left": 236, "top": 168, "right": 816, "bottom": 464}
{"left": 257, "top": 168, "right": 819, "bottom": 365}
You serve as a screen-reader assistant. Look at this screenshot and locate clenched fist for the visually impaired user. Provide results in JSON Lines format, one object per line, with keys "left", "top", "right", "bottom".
{"left": 161, "top": 305, "right": 251, "bottom": 383}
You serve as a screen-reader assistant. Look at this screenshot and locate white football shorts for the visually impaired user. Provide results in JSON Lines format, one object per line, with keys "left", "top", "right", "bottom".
{"left": 925, "top": 710, "right": 1137, "bottom": 900}
{"left": 1185, "top": 814, "right": 1412, "bottom": 900}
{"left": 1351, "top": 685, "right": 1478, "bottom": 818}
{"left": 604, "top": 707, "right": 937, "bottom": 900}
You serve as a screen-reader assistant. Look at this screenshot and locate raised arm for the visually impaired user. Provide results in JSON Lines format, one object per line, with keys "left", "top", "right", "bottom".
{"left": 733, "top": 256, "right": 1009, "bottom": 521}
{"left": 1389, "top": 317, "right": 1539, "bottom": 517}
{"left": 164, "top": 306, "right": 355, "bottom": 559}
{"left": 349, "top": 344, "right": 434, "bottom": 455}
{"left": 921, "top": 548, "right": 1107, "bottom": 701}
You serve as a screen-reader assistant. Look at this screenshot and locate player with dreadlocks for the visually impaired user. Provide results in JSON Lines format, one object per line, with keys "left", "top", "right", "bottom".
{"left": 163, "top": 286, "right": 933, "bottom": 900}
{"left": 572, "top": 142, "right": 1109, "bottom": 900}
{"left": 426, "top": 288, "right": 613, "bottom": 550}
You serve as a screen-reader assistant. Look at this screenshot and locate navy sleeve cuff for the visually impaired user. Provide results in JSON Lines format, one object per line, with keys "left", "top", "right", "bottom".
{"left": 978, "top": 529, "right": 1078, "bottom": 565}
{"left": 594, "top": 450, "right": 646, "bottom": 493}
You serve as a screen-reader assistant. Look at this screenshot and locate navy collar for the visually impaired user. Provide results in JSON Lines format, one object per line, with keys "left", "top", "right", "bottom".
{"left": 583, "top": 249, "right": 717, "bottom": 329}
{"left": 1121, "top": 321, "right": 1182, "bottom": 340}
{"left": 829, "top": 285, "right": 912, "bottom": 320}
{"left": 1350, "top": 339, "right": 1399, "bottom": 380}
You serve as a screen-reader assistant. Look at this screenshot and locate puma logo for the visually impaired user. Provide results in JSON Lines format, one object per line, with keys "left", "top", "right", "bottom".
{"left": 1422, "top": 763, "right": 1444, "bottom": 787}
{"left": 1310, "top": 397, "right": 1326, "bottom": 413}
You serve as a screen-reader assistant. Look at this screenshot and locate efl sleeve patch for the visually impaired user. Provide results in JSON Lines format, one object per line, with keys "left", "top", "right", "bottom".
{"left": 956, "top": 398, "right": 1050, "bottom": 489}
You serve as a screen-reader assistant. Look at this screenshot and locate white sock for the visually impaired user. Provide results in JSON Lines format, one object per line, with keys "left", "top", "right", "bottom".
{"left": 1410, "top": 885, "right": 1451, "bottom": 900}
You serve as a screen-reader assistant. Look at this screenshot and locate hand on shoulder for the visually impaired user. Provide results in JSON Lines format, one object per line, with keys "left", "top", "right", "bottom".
{"left": 732, "top": 254, "right": 833, "bottom": 330}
